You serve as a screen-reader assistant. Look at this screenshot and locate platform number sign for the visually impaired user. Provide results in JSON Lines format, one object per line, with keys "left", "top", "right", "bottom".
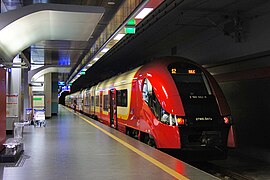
{"left": 171, "top": 68, "right": 177, "bottom": 74}
{"left": 188, "top": 69, "right": 196, "bottom": 74}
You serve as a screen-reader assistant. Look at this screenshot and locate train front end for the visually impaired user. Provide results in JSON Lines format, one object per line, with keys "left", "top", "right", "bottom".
{"left": 139, "top": 57, "right": 236, "bottom": 160}
{"left": 168, "top": 61, "right": 235, "bottom": 159}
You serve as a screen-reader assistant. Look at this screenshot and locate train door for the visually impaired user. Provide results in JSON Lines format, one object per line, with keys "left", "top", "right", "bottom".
{"left": 109, "top": 89, "right": 117, "bottom": 129}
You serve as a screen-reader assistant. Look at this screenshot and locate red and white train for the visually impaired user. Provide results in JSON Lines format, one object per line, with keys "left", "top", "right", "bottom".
{"left": 65, "top": 56, "right": 236, "bottom": 159}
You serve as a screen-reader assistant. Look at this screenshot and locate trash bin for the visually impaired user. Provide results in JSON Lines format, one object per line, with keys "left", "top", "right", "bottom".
{"left": 14, "top": 122, "right": 24, "bottom": 140}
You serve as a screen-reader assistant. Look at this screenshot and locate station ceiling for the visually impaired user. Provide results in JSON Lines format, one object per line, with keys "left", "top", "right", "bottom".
{"left": 1, "top": 0, "right": 124, "bottom": 85}
{"left": 1, "top": 0, "right": 270, "bottom": 92}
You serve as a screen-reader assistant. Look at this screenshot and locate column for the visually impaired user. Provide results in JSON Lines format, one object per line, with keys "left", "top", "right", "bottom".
{"left": 51, "top": 73, "right": 58, "bottom": 115}
{"left": 6, "top": 56, "right": 23, "bottom": 132}
{"left": 44, "top": 73, "right": 51, "bottom": 118}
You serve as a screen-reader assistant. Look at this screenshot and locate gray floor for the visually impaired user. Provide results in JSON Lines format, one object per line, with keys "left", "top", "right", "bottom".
{"left": 0, "top": 106, "right": 217, "bottom": 180}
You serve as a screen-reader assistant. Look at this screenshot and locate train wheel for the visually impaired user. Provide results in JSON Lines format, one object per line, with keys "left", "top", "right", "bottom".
{"left": 142, "top": 133, "right": 156, "bottom": 148}
{"left": 126, "top": 127, "right": 139, "bottom": 139}
{"left": 147, "top": 135, "right": 156, "bottom": 148}
{"left": 126, "top": 128, "right": 130, "bottom": 136}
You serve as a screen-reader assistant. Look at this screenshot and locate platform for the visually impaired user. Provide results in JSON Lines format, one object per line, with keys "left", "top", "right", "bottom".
{"left": 0, "top": 105, "right": 218, "bottom": 180}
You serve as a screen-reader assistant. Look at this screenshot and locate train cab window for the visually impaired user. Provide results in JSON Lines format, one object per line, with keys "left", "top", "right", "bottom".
{"left": 142, "top": 78, "right": 163, "bottom": 121}
{"left": 142, "top": 78, "right": 152, "bottom": 103}
{"left": 116, "top": 89, "right": 128, "bottom": 107}
{"left": 142, "top": 78, "right": 176, "bottom": 126}
{"left": 168, "top": 63, "right": 212, "bottom": 97}
{"left": 95, "top": 96, "right": 99, "bottom": 107}
{"left": 173, "top": 74, "right": 210, "bottom": 96}
{"left": 103, "top": 95, "right": 109, "bottom": 111}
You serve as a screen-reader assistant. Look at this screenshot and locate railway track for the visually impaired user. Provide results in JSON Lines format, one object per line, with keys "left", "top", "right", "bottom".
{"left": 191, "top": 162, "right": 254, "bottom": 180}
{"left": 181, "top": 150, "right": 270, "bottom": 180}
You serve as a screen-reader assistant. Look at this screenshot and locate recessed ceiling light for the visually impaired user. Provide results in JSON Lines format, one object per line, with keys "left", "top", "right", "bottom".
{"left": 108, "top": 1, "right": 115, "bottom": 5}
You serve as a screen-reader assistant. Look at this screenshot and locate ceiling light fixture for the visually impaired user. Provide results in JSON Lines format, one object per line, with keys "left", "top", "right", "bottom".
{"left": 108, "top": 1, "right": 115, "bottom": 5}
{"left": 67, "top": 0, "right": 151, "bottom": 85}
{"left": 101, "top": 48, "right": 109, "bottom": 53}
{"left": 135, "top": 8, "right": 153, "bottom": 19}
{"left": 114, "top": 33, "right": 125, "bottom": 40}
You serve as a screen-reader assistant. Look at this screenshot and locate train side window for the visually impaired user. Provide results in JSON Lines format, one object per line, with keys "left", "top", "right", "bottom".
{"left": 100, "top": 94, "right": 102, "bottom": 107}
{"left": 122, "top": 90, "right": 127, "bottom": 107}
{"left": 85, "top": 92, "right": 89, "bottom": 106}
{"left": 116, "top": 89, "right": 128, "bottom": 107}
{"left": 103, "top": 95, "right": 109, "bottom": 111}
{"left": 95, "top": 96, "right": 99, "bottom": 107}
{"left": 91, "top": 96, "right": 94, "bottom": 106}
{"left": 117, "top": 90, "right": 121, "bottom": 106}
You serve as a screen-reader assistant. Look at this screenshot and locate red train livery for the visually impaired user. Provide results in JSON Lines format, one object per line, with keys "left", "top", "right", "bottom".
{"left": 65, "top": 56, "right": 236, "bottom": 159}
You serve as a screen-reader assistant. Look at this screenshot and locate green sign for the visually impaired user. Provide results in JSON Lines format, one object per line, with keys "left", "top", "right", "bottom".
{"left": 33, "top": 97, "right": 42, "bottom": 100}
{"left": 127, "top": 19, "right": 136, "bottom": 26}
{"left": 125, "top": 27, "right": 136, "bottom": 34}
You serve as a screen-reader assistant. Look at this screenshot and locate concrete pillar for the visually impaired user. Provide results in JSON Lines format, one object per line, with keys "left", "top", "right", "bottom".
{"left": 6, "top": 56, "right": 26, "bottom": 131}
{"left": 0, "top": 68, "right": 6, "bottom": 149}
{"left": 44, "top": 73, "right": 52, "bottom": 118}
{"left": 51, "top": 73, "right": 58, "bottom": 115}
{"left": 23, "top": 68, "right": 29, "bottom": 120}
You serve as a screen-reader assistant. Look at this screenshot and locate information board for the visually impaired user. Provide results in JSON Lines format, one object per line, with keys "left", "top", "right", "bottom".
{"left": 33, "top": 95, "right": 45, "bottom": 109}
{"left": 34, "top": 109, "right": 45, "bottom": 121}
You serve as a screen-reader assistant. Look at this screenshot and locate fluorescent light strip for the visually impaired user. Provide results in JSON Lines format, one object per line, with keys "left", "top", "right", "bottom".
{"left": 114, "top": 33, "right": 125, "bottom": 40}
{"left": 108, "top": 1, "right": 115, "bottom": 5}
{"left": 101, "top": 48, "right": 110, "bottom": 53}
{"left": 68, "top": 0, "right": 150, "bottom": 85}
{"left": 135, "top": 8, "right": 153, "bottom": 19}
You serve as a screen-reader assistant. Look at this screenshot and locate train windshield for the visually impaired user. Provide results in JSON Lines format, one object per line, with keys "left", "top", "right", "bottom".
{"left": 168, "top": 63, "right": 211, "bottom": 97}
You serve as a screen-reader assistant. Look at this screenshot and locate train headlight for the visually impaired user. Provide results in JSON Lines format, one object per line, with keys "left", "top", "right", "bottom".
{"left": 223, "top": 115, "right": 232, "bottom": 124}
{"left": 177, "top": 117, "right": 185, "bottom": 125}
{"left": 160, "top": 111, "right": 185, "bottom": 126}
{"left": 224, "top": 117, "right": 229, "bottom": 124}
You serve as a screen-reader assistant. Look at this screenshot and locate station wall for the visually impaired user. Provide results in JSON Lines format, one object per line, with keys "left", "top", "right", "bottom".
{"left": 220, "top": 78, "right": 270, "bottom": 148}
{"left": 0, "top": 68, "right": 6, "bottom": 150}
